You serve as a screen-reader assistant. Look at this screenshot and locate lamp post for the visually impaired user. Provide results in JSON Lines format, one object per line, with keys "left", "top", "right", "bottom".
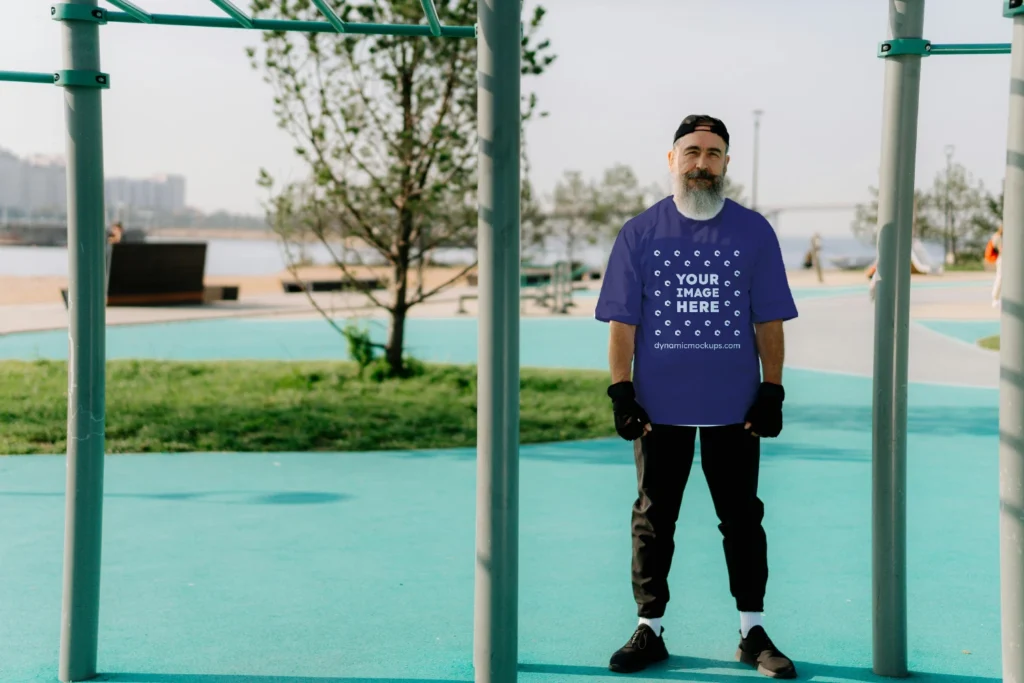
{"left": 944, "top": 144, "right": 955, "bottom": 264}
{"left": 752, "top": 109, "right": 764, "bottom": 211}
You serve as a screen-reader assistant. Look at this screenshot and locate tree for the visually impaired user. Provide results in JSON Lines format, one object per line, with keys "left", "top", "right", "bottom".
{"left": 851, "top": 185, "right": 940, "bottom": 247}
{"left": 249, "top": 0, "right": 555, "bottom": 377}
{"left": 548, "top": 170, "right": 597, "bottom": 268}
{"left": 916, "top": 162, "right": 991, "bottom": 261}
{"left": 540, "top": 163, "right": 658, "bottom": 266}
{"left": 851, "top": 161, "right": 996, "bottom": 262}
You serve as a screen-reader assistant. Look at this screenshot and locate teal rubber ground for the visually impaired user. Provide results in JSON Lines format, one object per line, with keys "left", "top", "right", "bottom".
{"left": 0, "top": 366, "right": 1001, "bottom": 682}
{"left": 0, "top": 279, "right": 1006, "bottom": 681}
{"left": 918, "top": 319, "right": 1000, "bottom": 345}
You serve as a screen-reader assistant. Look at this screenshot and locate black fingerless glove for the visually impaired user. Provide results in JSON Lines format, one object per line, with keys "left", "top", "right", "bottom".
{"left": 607, "top": 381, "right": 651, "bottom": 441}
{"left": 743, "top": 382, "right": 785, "bottom": 438}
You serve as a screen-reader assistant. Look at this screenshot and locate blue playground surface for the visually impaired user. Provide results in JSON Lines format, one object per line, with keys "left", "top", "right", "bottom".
{"left": 0, "top": 304, "right": 1004, "bottom": 682}
{"left": 918, "top": 319, "right": 1000, "bottom": 346}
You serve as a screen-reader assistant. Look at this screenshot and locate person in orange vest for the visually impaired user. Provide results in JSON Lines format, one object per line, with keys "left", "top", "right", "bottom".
{"left": 991, "top": 225, "right": 1003, "bottom": 308}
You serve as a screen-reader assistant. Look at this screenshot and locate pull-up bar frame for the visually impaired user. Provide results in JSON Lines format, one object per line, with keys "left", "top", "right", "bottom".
{"left": 870, "top": 0, "right": 1024, "bottom": 680}
{"left": 0, "top": 1, "right": 520, "bottom": 682}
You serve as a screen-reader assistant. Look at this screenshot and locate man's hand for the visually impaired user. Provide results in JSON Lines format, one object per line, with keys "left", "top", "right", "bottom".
{"left": 607, "top": 381, "right": 652, "bottom": 441}
{"left": 744, "top": 382, "right": 785, "bottom": 438}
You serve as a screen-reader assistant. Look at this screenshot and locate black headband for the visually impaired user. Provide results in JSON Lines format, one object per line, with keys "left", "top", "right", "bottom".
{"left": 673, "top": 115, "right": 729, "bottom": 148}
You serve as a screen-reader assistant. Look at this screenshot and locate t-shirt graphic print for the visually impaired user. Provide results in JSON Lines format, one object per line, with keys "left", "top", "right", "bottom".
{"left": 651, "top": 245, "right": 745, "bottom": 346}
{"left": 595, "top": 197, "right": 798, "bottom": 427}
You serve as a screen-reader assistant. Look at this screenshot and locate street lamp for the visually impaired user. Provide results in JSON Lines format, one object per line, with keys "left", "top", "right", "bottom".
{"left": 944, "top": 144, "right": 955, "bottom": 264}
{"left": 752, "top": 109, "right": 764, "bottom": 211}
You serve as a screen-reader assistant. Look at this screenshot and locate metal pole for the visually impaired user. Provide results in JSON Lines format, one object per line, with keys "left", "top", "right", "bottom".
{"left": 1000, "top": 9, "right": 1024, "bottom": 682}
{"left": 752, "top": 109, "right": 763, "bottom": 211}
{"left": 473, "top": 0, "right": 521, "bottom": 681}
{"left": 871, "top": 0, "right": 925, "bottom": 676}
{"left": 57, "top": 1, "right": 108, "bottom": 680}
{"left": 945, "top": 145, "right": 954, "bottom": 262}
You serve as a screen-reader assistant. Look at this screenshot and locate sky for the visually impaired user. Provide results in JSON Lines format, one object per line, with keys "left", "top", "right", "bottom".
{"left": 0, "top": 0, "right": 1018, "bottom": 238}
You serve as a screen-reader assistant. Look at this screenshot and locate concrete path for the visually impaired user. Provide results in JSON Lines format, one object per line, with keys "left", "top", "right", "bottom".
{"left": 785, "top": 283, "right": 999, "bottom": 388}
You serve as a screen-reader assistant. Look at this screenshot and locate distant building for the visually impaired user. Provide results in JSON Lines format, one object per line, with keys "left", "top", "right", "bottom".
{"left": 0, "top": 147, "right": 186, "bottom": 216}
{"left": 105, "top": 173, "right": 187, "bottom": 213}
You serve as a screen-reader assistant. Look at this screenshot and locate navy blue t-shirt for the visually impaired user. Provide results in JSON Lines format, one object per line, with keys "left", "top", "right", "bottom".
{"left": 595, "top": 197, "right": 798, "bottom": 426}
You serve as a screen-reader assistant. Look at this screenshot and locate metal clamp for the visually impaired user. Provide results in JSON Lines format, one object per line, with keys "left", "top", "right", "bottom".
{"left": 54, "top": 70, "right": 110, "bottom": 89}
{"left": 51, "top": 4, "right": 108, "bottom": 23}
{"left": 878, "top": 38, "right": 931, "bottom": 58}
{"left": 1006, "top": 0, "right": 1024, "bottom": 17}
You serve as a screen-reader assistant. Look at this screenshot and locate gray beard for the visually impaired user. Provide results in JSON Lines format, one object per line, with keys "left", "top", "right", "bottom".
{"left": 672, "top": 172, "right": 725, "bottom": 220}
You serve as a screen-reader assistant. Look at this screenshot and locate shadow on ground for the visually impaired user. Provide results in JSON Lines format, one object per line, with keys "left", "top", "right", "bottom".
{"left": 97, "top": 676, "right": 467, "bottom": 683}
{"left": 521, "top": 656, "right": 1001, "bottom": 682}
{"left": 92, "top": 658, "right": 1002, "bottom": 683}
{"left": 0, "top": 490, "right": 350, "bottom": 505}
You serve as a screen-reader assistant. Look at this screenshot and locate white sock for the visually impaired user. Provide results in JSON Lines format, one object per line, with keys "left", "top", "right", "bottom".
{"left": 638, "top": 616, "right": 662, "bottom": 636}
{"left": 740, "top": 612, "right": 763, "bottom": 638}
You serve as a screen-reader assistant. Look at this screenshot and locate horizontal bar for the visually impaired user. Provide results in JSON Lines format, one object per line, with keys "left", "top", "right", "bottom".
{"left": 0, "top": 71, "right": 54, "bottom": 85}
{"left": 208, "top": 0, "right": 253, "bottom": 29}
{"left": 104, "top": 10, "right": 474, "bottom": 37}
{"left": 929, "top": 42, "right": 1011, "bottom": 55}
{"left": 311, "top": 0, "right": 347, "bottom": 33}
{"left": 420, "top": 0, "right": 442, "bottom": 37}
{"left": 105, "top": 0, "right": 153, "bottom": 24}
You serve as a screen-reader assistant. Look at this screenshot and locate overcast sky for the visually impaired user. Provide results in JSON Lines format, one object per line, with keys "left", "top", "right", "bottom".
{"left": 0, "top": 0, "right": 1017, "bottom": 237}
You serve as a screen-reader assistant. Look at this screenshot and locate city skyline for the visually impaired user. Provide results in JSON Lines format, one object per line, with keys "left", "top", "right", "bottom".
{"left": 0, "top": 146, "right": 187, "bottom": 216}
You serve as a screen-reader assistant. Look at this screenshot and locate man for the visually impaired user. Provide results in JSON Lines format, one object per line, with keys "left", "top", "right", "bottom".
{"left": 594, "top": 115, "right": 799, "bottom": 679}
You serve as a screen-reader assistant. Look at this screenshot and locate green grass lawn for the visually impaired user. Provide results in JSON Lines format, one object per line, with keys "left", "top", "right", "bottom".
{"left": 980, "top": 335, "right": 1000, "bottom": 350}
{"left": 0, "top": 360, "right": 616, "bottom": 455}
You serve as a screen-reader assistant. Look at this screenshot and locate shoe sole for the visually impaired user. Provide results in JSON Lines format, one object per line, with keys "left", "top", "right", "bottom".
{"left": 735, "top": 648, "right": 797, "bottom": 679}
{"left": 609, "top": 650, "right": 669, "bottom": 674}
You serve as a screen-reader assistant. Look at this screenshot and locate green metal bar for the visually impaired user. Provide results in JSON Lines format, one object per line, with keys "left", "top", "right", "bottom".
{"left": 420, "top": 0, "right": 442, "bottom": 37}
{"left": 929, "top": 42, "right": 1011, "bottom": 55}
{"left": 55, "top": 0, "right": 108, "bottom": 681}
{"left": 207, "top": 0, "right": 253, "bottom": 29}
{"left": 103, "top": 10, "right": 474, "bottom": 37}
{"left": 0, "top": 71, "right": 55, "bottom": 84}
{"left": 105, "top": 0, "right": 153, "bottom": 24}
{"left": 310, "top": 0, "right": 347, "bottom": 33}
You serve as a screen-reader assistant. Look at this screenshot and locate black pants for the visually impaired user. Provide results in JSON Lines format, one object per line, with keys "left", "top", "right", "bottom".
{"left": 631, "top": 423, "right": 767, "bottom": 617}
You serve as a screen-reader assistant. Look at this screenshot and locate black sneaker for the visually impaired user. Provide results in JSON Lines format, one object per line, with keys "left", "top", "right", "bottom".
{"left": 609, "top": 624, "right": 669, "bottom": 673}
{"left": 736, "top": 625, "right": 797, "bottom": 679}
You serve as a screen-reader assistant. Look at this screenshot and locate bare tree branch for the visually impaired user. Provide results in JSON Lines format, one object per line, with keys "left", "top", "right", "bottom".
{"left": 407, "top": 259, "right": 479, "bottom": 306}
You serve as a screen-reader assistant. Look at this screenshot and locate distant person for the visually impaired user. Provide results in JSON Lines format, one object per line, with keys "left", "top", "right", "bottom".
{"left": 107, "top": 222, "right": 123, "bottom": 245}
{"left": 991, "top": 224, "right": 1003, "bottom": 308}
{"left": 594, "top": 114, "right": 799, "bottom": 679}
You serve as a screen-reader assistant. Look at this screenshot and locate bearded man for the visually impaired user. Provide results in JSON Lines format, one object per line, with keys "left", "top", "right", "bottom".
{"left": 594, "top": 115, "right": 799, "bottom": 679}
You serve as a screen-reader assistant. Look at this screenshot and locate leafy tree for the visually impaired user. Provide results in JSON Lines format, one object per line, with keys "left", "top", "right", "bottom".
{"left": 539, "top": 164, "right": 660, "bottom": 266}
{"left": 248, "top": 0, "right": 555, "bottom": 377}
{"left": 916, "top": 162, "right": 992, "bottom": 261}
{"left": 849, "top": 185, "right": 932, "bottom": 246}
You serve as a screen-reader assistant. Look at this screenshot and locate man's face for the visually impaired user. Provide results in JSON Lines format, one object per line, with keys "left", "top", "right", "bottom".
{"left": 667, "top": 130, "right": 729, "bottom": 183}
{"left": 667, "top": 129, "right": 730, "bottom": 217}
